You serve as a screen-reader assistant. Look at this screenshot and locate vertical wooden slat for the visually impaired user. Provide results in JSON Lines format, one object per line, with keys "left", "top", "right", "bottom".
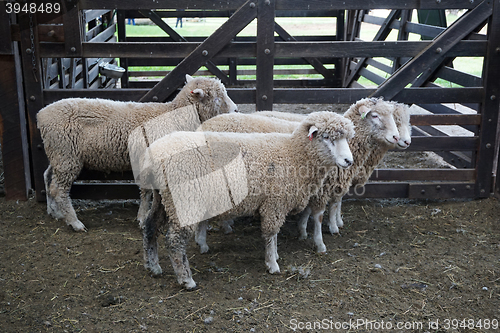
{"left": 0, "top": 3, "right": 13, "bottom": 55}
{"left": 62, "top": 1, "right": 83, "bottom": 56}
{"left": 116, "top": 11, "right": 129, "bottom": 88}
{"left": 256, "top": 0, "right": 275, "bottom": 111}
{"left": 18, "top": 13, "right": 47, "bottom": 202}
{"left": 0, "top": 52, "right": 29, "bottom": 200}
{"left": 475, "top": 0, "right": 500, "bottom": 198}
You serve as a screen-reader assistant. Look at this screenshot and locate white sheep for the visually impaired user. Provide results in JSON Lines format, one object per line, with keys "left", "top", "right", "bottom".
{"left": 298, "top": 99, "right": 412, "bottom": 252}
{"left": 322, "top": 101, "right": 412, "bottom": 236}
{"left": 254, "top": 110, "right": 307, "bottom": 122}
{"left": 37, "top": 74, "right": 237, "bottom": 232}
{"left": 141, "top": 111, "right": 355, "bottom": 289}
{"left": 194, "top": 99, "right": 408, "bottom": 254}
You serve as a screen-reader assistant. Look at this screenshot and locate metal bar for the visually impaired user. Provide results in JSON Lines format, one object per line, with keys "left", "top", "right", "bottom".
{"left": 0, "top": 4, "right": 13, "bottom": 55}
{"left": 62, "top": 1, "right": 84, "bottom": 56}
{"left": 256, "top": 0, "right": 275, "bottom": 110}
{"left": 370, "top": 0, "right": 493, "bottom": 100}
{"left": 139, "top": 0, "right": 257, "bottom": 102}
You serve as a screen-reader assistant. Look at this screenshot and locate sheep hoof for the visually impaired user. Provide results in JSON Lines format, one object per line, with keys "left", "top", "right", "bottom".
{"left": 298, "top": 233, "right": 308, "bottom": 241}
{"left": 316, "top": 244, "right": 327, "bottom": 254}
{"left": 266, "top": 263, "right": 280, "bottom": 274}
{"left": 199, "top": 244, "right": 209, "bottom": 254}
{"left": 223, "top": 226, "right": 233, "bottom": 234}
{"left": 328, "top": 224, "right": 339, "bottom": 235}
{"left": 70, "top": 220, "right": 87, "bottom": 232}
{"left": 183, "top": 279, "right": 197, "bottom": 291}
{"left": 148, "top": 265, "right": 163, "bottom": 277}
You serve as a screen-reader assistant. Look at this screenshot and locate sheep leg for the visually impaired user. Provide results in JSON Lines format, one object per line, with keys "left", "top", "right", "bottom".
{"left": 328, "top": 198, "right": 342, "bottom": 234}
{"left": 264, "top": 232, "right": 280, "bottom": 274}
{"left": 195, "top": 220, "right": 210, "bottom": 254}
{"left": 166, "top": 226, "right": 197, "bottom": 290}
{"left": 221, "top": 219, "right": 234, "bottom": 234}
{"left": 142, "top": 190, "right": 164, "bottom": 276}
{"left": 335, "top": 199, "right": 344, "bottom": 228}
{"left": 137, "top": 189, "right": 153, "bottom": 229}
{"left": 311, "top": 208, "right": 327, "bottom": 253}
{"left": 50, "top": 165, "right": 86, "bottom": 232}
{"left": 44, "top": 165, "right": 59, "bottom": 219}
{"left": 297, "top": 206, "right": 312, "bottom": 240}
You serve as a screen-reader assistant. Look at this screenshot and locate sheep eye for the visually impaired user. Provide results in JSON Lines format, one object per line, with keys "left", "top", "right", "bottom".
{"left": 371, "top": 113, "right": 379, "bottom": 119}
{"left": 322, "top": 133, "right": 330, "bottom": 139}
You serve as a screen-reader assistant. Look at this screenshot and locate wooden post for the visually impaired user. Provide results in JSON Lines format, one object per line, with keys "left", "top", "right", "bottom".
{"left": 18, "top": 13, "right": 48, "bottom": 202}
{"left": 475, "top": 0, "right": 500, "bottom": 198}
{"left": 256, "top": 0, "right": 275, "bottom": 111}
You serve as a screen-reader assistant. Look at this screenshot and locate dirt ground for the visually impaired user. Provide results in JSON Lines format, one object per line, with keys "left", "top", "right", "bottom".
{"left": 1, "top": 105, "right": 500, "bottom": 333}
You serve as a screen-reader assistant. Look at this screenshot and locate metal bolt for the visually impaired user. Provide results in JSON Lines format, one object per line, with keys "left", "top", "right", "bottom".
{"left": 436, "top": 47, "right": 442, "bottom": 54}
{"left": 469, "top": 0, "right": 474, "bottom": 3}
{"left": 152, "top": 96, "right": 158, "bottom": 102}
{"left": 265, "top": 0, "right": 270, "bottom": 4}
{"left": 451, "top": 188, "right": 456, "bottom": 192}
{"left": 249, "top": 2, "right": 255, "bottom": 8}
{"left": 70, "top": 47, "right": 76, "bottom": 52}
{"left": 262, "top": 95, "right": 268, "bottom": 101}
{"left": 40, "top": 190, "right": 46, "bottom": 195}
{"left": 491, "top": 95, "right": 496, "bottom": 100}
{"left": 466, "top": 185, "right": 471, "bottom": 190}
{"left": 488, "top": 118, "right": 493, "bottom": 122}
{"left": 47, "top": 30, "right": 55, "bottom": 37}
{"left": 26, "top": 48, "right": 32, "bottom": 54}
{"left": 436, "top": 185, "right": 441, "bottom": 190}
{"left": 496, "top": 47, "right": 500, "bottom": 54}
{"left": 202, "top": 50, "right": 208, "bottom": 56}
{"left": 480, "top": 189, "right": 485, "bottom": 193}
{"left": 436, "top": 0, "right": 441, "bottom": 3}
{"left": 37, "top": 144, "right": 43, "bottom": 150}
{"left": 421, "top": 189, "right": 426, "bottom": 194}
{"left": 30, "top": 95, "right": 36, "bottom": 101}
{"left": 264, "top": 48, "right": 271, "bottom": 55}
{"left": 486, "top": 143, "right": 492, "bottom": 149}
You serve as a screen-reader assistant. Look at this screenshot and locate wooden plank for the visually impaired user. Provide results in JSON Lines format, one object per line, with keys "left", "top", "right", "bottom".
{"left": 408, "top": 182, "right": 475, "bottom": 199}
{"left": 77, "top": 169, "right": 134, "bottom": 181}
{"left": 70, "top": 183, "right": 140, "bottom": 200}
{"left": 410, "top": 114, "right": 481, "bottom": 126}
{"left": 62, "top": 1, "right": 84, "bottom": 56}
{"left": 256, "top": 0, "right": 275, "bottom": 110}
{"left": 371, "top": 1, "right": 492, "bottom": 100}
{"left": 18, "top": 13, "right": 47, "bottom": 202}
{"left": 435, "top": 66, "right": 482, "bottom": 87}
{"left": 83, "top": 9, "right": 111, "bottom": 23}
{"left": 348, "top": 182, "right": 408, "bottom": 199}
{"left": 0, "top": 54, "right": 29, "bottom": 199}
{"left": 475, "top": 1, "right": 500, "bottom": 198}
{"left": 369, "top": 169, "right": 475, "bottom": 181}
{"left": 88, "top": 24, "right": 115, "bottom": 43}
{"left": 116, "top": 10, "right": 129, "bottom": 88}
{"left": 79, "top": 0, "right": 479, "bottom": 10}
{"left": 0, "top": 3, "right": 13, "bottom": 54}
{"left": 38, "top": 25, "right": 65, "bottom": 43}
{"left": 38, "top": 40, "right": 488, "bottom": 59}
{"left": 406, "top": 136, "right": 478, "bottom": 152}
{"left": 140, "top": 0, "right": 258, "bottom": 102}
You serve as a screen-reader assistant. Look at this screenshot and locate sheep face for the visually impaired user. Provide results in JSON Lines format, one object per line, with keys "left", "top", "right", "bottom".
{"left": 178, "top": 75, "right": 238, "bottom": 122}
{"left": 305, "top": 112, "right": 355, "bottom": 169}
{"left": 393, "top": 104, "right": 412, "bottom": 149}
{"left": 358, "top": 100, "right": 400, "bottom": 146}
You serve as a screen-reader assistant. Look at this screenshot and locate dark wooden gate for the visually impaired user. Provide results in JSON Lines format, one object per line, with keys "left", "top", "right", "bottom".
{"left": 0, "top": 0, "right": 499, "bottom": 202}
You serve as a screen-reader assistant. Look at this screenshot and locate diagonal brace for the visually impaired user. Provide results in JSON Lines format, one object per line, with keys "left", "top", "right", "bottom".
{"left": 140, "top": 0, "right": 257, "bottom": 102}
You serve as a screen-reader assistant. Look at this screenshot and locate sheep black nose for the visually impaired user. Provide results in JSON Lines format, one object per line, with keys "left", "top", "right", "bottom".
{"left": 345, "top": 158, "right": 353, "bottom": 167}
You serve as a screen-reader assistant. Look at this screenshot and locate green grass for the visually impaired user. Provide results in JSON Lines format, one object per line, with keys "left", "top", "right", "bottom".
{"left": 124, "top": 11, "right": 484, "bottom": 87}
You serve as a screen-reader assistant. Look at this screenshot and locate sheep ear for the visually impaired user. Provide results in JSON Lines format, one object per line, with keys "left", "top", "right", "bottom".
{"left": 308, "top": 125, "right": 318, "bottom": 141}
{"left": 185, "top": 74, "right": 194, "bottom": 82}
{"left": 191, "top": 88, "right": 205, "bottom": 99}
{"left": 359, "top": 105, "right": 371, "bottom": 119}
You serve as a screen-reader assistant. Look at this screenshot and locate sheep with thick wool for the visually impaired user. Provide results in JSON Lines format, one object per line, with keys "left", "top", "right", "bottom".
{"left": 298, "top": 99, "right": 412, "bottom": 252}
{"left": 195, "top": 98, "right": 409, "bottom": 254}
{"left": 37, "top": 74, "right": 237, "bottom": 232}
{"left": 141, "top": 112, "right": 355, "bottom": 289}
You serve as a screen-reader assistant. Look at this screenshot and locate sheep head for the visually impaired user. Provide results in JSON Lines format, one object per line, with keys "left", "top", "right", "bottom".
{"left": 298, "top": 111, "right": 355, "bottom": 169}
{"left": 174, "top": 74, "right": 238, "bottom": 122}
{"left": 345, "top": 98, "right": 400, "bottom": 147}
{"left": 392, "top": 103, "right": 412, "bottom": 149}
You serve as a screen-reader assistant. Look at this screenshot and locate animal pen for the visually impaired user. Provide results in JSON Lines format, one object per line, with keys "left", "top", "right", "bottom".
{"left": 1, "top": 0, "right": 499, "bottom": 203}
